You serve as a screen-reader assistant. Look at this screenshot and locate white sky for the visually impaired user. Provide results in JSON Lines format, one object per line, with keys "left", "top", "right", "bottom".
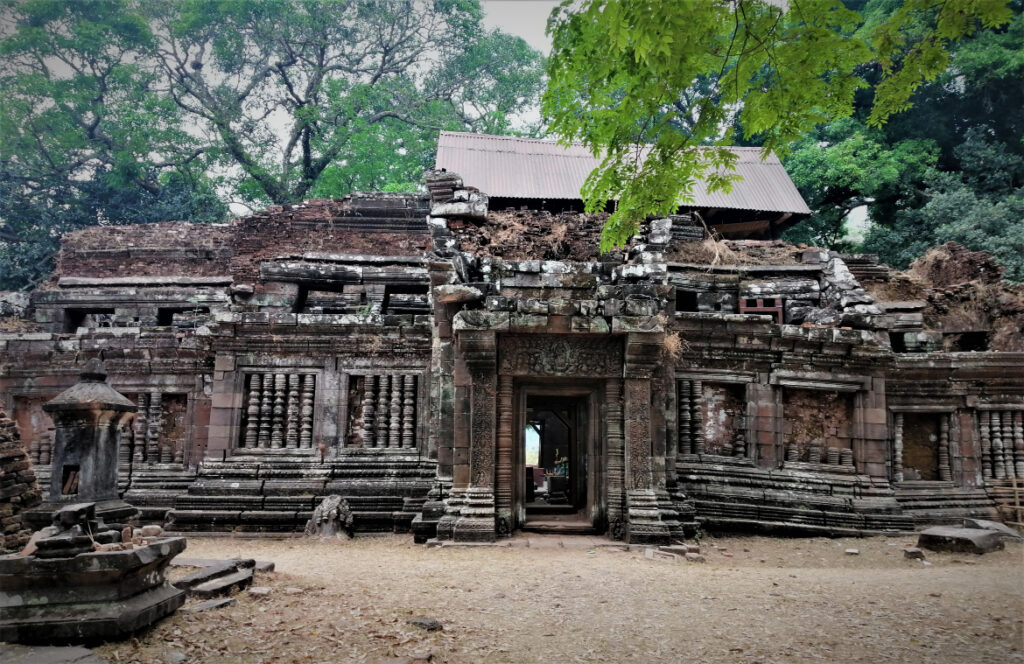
{"left": 480, "top": 0, "right": 560, "bottom": 54}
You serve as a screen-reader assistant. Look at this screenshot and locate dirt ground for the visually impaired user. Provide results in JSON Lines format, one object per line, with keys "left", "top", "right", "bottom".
{"left": 97, "top": 534, "right": 1023, "bottom": 664}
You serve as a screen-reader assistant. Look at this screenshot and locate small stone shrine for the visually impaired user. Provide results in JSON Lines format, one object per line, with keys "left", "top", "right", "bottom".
{"left": 24, "top": 359, "right": 138, "bottom": 528}
{"left": 0, "top": 502, "right": 186, "bottom": 644}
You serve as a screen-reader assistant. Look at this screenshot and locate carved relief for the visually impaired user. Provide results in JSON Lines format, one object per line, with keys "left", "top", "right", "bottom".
{"left": 499, "top": 335, "right": 622, "bottom": 377}
{"left": 625, "top": 379, "right": 652, "bottom": 490}
{"left": 469, "top": 365, "right": 496, "bottom": 487}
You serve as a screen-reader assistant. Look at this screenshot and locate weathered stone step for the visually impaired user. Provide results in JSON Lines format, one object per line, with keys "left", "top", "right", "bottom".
{"left": 189, "top": 567, "right": 254, "bottom": 599}
{"left": 172, "top": 557, "right": 275, "bottom": 572}
{"left": 521, "top": 520, "right": 597, "bottom": 536}
{"left": 173, "top": 558, "right": 256, "bottom": 591}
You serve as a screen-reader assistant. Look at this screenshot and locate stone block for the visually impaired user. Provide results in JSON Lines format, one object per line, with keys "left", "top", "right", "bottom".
{"left": 917, "top": 527, "right": 1005, "bottom": 554}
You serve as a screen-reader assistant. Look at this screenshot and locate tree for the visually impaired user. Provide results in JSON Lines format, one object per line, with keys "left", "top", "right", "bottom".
{"left": 542, "top": 0, "right": 1014, "bottom": 250}
{"left": 143, "top": 0, "right": 544, "bottom": 205}
{"left": 781, "top": 3, "right": 1023, "bottom": 278}
{"left": 0, "top": 0, "right": 227, "bottom": 289}
{"left": 0, "top": 0, "right": 545, "bottom": 289}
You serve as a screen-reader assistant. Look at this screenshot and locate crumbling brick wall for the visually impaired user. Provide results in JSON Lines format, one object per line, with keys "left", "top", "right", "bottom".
{"left": 782, "top": 389, "right": 855, "bottom": 462}
{"left": 0, "top": 408, "right": 42, "bottom": 552}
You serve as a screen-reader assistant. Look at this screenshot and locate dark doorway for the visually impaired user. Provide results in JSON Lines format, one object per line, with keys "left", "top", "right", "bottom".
{"left": 523, "top": 395, "right": 587, "bottom": 521}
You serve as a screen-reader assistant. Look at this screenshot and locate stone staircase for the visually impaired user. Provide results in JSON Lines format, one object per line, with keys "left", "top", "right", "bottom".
{"left": 167, "top": 449, "right": 436, "bottom": 534}
{"left": 894, "top": 481, "right": 999, "bottom": 525}
{"left": 677, "top": 458, "right": 915, "bottom": 535}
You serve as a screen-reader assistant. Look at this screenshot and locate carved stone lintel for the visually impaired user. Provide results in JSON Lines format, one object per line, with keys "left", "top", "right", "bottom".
{"left": 499, "top": 335, "right": 622, "bottom": 377}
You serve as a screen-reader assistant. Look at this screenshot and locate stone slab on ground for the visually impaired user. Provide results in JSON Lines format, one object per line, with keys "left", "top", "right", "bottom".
{"left": 0, "top": 644, "right": 110, "bottom": 664}
{"left": 189, "top": 567, "right": 254, "bottom": 599}
{"left": 171, "top": 557, "right": 275, "bottom": 572}
{"left": 962, "top": 518, "right": 1023, "bottom": 540}
{"left": 172, "top": 558, "right": 256, "bottom": 591}
{"left": 917, "top": 527, "right": 1006, "bottom": 554}
{"left": 180, "top": 598, "right": 236, "bottom": 614}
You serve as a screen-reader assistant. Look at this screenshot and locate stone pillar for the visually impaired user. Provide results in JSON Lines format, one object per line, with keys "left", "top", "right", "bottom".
{"left": 41, "top": 360, "right": 138, "bottom": 522}
{"left": 623, "top": 332, "right": 669, "bottom": 545}
{"left": 451, "top": 330, "right": 497, "bottom": 542}
{"left": 605, "top": 378, "right": 626, "bottom": 539}
{"left": 495, "top": 374, "right": 514, "bottom": 535}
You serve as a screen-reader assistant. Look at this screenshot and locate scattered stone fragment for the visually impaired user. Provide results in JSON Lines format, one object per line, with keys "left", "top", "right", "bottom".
{"left": 283, "top": 587, "right": 304, "bottom": 595}
{"left": 685, "top": 552, "right": 706, "bottom": 563}
{"left": 903, "top": 547, "right": 926, "bottom": 560}
{"left": 164, "top": 652, "right": 187, "bottom": 664}
{"left": 844, "top": 549, "right": 860, "bottom": 555}
{"left": 407, "top": 617, "right": 443, "bottom": 632}
{"left": 248, "top": 586, "right": 272, "bottom": 597}
{"left": 0, "top": 643, "right": 111, "bottom": 664}
{"left": 181, "top": 597, "right": 236, "bottom": 614}
{"left": 918, "top": 527, "right": 1006, "bottom": 555}
{"left": 962, "top": 518, "right": 1023, "bottom": 540}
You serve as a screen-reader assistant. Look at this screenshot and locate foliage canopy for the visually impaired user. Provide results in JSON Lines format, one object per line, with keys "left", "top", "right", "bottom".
{"left": 543, "top": 0, "right": 1014, "bottom": 250}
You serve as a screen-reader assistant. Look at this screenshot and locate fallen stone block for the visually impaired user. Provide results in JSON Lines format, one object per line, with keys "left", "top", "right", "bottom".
{"left": 189, "top": 568, "right": 254, "bottom": 599}
{"left": 903, "top": 547, "right": 925, "bottom": 560}
{"left": 962, "top": 518, "right": 1023, "bottom": 540}
{"left": 407, "top": 617, "right": 443, "bottom": 632}
{"left": 182, "top": 598, "right": 236, "bottom": 614}
{"left": 917, "top": 527, "right": 1005, "bottom": 554}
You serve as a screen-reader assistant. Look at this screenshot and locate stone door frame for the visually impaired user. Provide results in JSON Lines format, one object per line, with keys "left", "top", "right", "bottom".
{"left": 510, "top": 379, "right": 604, "bottom": 531}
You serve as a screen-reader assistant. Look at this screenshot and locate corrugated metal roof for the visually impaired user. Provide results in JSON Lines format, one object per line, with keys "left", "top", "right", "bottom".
{"left": 435, "top": 131, "right": 811, "bottom": 215}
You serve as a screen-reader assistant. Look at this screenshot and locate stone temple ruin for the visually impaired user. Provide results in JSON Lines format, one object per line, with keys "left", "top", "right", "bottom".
{"left": 1, "top": 131, "right": 1022, "bottom": 546}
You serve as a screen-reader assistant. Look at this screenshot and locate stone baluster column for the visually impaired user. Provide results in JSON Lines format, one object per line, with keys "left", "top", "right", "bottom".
{"left": 677, "top": 379, "right": 692, "bottom": 456}
{"left": 495, "top": 375, "right": 514, "bottom": 533}
{"left": 244, "top": 375, "right": 261, "bottom": 449}
{"left": 146, "top": 392, "right": 162, "bottom": 464}
{"left": 402, "top": 375, "right": 416, "bottom": 449}
{"left": 1003, "top": 411, "right": 1016, "bottom": 480}
{"left": 285, "top": 374, "right": 300, "bottom": 449}
{"left": 938, "top": 413, "right": 951, "bottom": 481}
{"left": 980, "top": 411, "right": 992, "bottom": 480}
{"left": 360, "top": 375, "right": 377, "bottom": 447}
{"left": 389, "top": 375, "right": 402, "bottom": 448}
{"left": 690, "top": 380, "right": 704, "bottom": 455}
{"left": 300, "top": 374, "right": 315, "bottom": 448}
{"left": 135, "top": 393, "right": 149, "bottom": 462}
{"left": 376, "top": 375, "right": 391, "bottom": 447}
{"left": 992, "top": 411, "right": 1005, "bottom": 479}
{"left": 1014, "top": 411, "right": 1024, "bottom": 479}
{"left": 270, "top": 374, "right": 286, "bottom": 448}
{"left": 892, "top": 412, "right": 904, "bottom": 483}
{"left": 258, "top": 372, "right": 273, "bottom": 448}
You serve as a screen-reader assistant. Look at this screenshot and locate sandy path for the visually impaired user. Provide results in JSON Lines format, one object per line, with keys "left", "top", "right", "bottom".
{"left": 97, "top": 534, "right": 1023, "bottom": 664}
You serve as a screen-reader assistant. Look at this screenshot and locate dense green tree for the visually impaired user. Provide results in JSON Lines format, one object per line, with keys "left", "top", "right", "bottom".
{"left": 543, "top": 0, "right": 1014, "bottom": 250}
{"left": 0, "top": 0, "right": 545, "bottom": 289}
{"left": 782, "top": 3, "right": 1023, "bottom": 280}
